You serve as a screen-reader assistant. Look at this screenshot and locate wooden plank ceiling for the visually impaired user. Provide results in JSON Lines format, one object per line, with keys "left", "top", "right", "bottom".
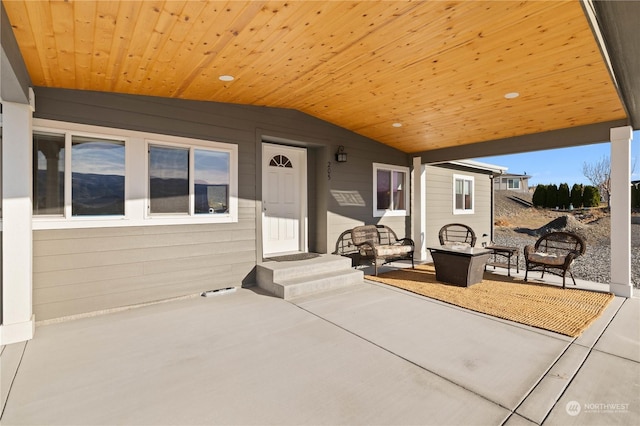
{"left": 3, "top": 0, "right": 626, "bottom": 153}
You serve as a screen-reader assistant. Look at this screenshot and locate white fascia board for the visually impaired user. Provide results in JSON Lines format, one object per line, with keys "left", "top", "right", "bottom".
{"left": 430, "top": 159, "right": 508, "bottom": 175}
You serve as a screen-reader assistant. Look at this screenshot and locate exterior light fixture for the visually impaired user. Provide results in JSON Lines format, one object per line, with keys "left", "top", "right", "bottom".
{"left": 504, "top": 92, "right": 519, "bottom": 99}
{"left": 219, "top": 75, "right": 235, "bottom": 82}
{"left": 392, "top": 122, "right": 402, "bottom": 128}
{"left": 335, "top": 145, "right": 347, "bottom": 163}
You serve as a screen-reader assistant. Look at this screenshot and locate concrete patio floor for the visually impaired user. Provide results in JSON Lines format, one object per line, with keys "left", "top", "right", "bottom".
{"left": 1, "top": 274, "right": 638, "bottom": 425}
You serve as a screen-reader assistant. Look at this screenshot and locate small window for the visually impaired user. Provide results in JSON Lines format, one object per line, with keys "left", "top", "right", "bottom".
{"left": 373, "top": 163, "right": 409, "bottom": 217}
{"left": 507, "top": 178, "right": 520, "bottom": 189}
{"left": 454, "top": 174, "right": 474, "bottom": 214}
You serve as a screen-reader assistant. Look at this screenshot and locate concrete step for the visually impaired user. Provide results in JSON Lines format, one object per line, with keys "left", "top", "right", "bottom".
{"left": 256, "top": 254, "right": 363, "bottom": 300}
{"left": 257, "top": 254, "right": 353, "bottom": 283}
{"left": 262, "top": 268, "right": 364, "bottom": 300}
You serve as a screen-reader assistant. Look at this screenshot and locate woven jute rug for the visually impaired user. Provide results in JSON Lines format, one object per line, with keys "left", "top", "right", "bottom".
{"left": 365, "top": 264, "right": 614, "bottom": 337}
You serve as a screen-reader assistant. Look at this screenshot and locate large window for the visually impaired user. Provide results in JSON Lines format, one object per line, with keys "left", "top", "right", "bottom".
{"left": 373, "top": 163, "right": 409, "bottom": 217}
{"left": 31, "top": 120, "right": 238, "bottom": 229}
{"left": 454, "top": 174, "right": 474, "bottom": 214}
{"left": 34, "top": 132, "right": 125, "bottom": 216}
{"left": 148, "top": 144, "right": 230, "bottom": 216}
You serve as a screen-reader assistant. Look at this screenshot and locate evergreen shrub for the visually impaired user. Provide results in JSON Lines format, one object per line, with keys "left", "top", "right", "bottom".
{"left": 570, "top": 183, "right": 583, "bottom": 209}
{"left": 545, "top": 184, "right": 558, "bottom": 208}
{"left": 532, "top": 185, "right": 547, "bottom": 207}
{"left": 583, "top": 185, "right": 601, "bottom": 207}
{"left": 558, "top": 183, "right": 570, "bottom": 209}
{"left": 632, "top": 185, "right": 640, "bottom": 208}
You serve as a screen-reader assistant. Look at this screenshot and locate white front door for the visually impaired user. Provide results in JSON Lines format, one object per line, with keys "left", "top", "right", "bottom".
{"left": 262, "top": 143, "right": 307, "bottom": 257}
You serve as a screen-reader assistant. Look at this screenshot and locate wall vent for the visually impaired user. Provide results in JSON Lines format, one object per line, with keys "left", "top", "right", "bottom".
{"left": 201, "top": 287, "right": 236, "bottom": 297}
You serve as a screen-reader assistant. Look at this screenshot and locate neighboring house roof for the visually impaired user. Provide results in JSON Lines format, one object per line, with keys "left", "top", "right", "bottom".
{"left": 498, "top": 173, "right": 532, "bottom": 179}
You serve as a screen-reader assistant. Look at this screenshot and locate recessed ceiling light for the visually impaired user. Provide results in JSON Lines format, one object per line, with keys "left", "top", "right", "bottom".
{"left": 392, "top": 122, "right": 402, "bottom": 128}
{"left": 219, "top": 75, "right": 234, "bottom": 82}
{"left": 504, "top": 92, "right": 519, "bottom": 99}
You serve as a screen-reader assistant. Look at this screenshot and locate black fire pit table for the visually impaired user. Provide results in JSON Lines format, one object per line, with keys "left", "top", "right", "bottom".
{"left": 428, "top": 245, "right": 492, "bottom": 287}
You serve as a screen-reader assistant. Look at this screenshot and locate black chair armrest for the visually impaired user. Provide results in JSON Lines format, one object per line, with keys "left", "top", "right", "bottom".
{"left": 395, "top": 237, "right": 415, "bottom": 248}
{"left": 563, "top": 251, "right": 579, "bottom": 267}
{"left": 353, "top": 241, "right": 377, "bottom": 256}
{"left": 524, "top": 244, "right": 536, "bottom": 257}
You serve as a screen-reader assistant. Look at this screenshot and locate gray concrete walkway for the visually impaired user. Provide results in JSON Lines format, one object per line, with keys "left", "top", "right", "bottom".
{"left": 1, "top": 280, "right": 638, "bottom": 425}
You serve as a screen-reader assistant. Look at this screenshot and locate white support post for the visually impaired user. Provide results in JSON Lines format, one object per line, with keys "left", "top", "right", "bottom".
{"left": 609, "top": 126, "right": 633, "bottom": 298}
{"left": 412, "top": 157, "right": 427, "bottom": 261}
{"left": 0, "top": 100, "right": 35, "bottom": 344}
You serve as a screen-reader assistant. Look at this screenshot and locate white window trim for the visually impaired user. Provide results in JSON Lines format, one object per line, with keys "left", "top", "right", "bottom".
{"left": 508, "top": 178, "right": 520, "bottom": 189}
{"left": 453, "top": 174, "right": 475, "bottom": 215}
{"left": 145, "top": 139, "right": 235, "bottom": 219}
{"left": 32, "top": 119, "right": 238, "bottom": 230}
{"left": 373, "top": 162, "right": 410, "bottom": 217}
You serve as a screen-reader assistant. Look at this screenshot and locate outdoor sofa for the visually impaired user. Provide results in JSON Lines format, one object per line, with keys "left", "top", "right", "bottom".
{"left": 334, "top": 224, "right": 414, "bottom": 275}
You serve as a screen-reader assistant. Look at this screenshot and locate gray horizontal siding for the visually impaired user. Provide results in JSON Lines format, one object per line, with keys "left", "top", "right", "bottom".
{"left": 327, "top": 145, "right": 411, "bottom": 251}
{"left": 31, "top": 88, "right": 264, "bottom": 320}
{"left": 34, "top": 262, "right": 256, "bottom": 321}
{"left": 31, "top": 87, "right": 411, "bottom": 320}
{"left": 33, "top": 224, "right": 256, "bottom": 320}
{"left": 425, "top": 165, "right": 493, "bottom": 248}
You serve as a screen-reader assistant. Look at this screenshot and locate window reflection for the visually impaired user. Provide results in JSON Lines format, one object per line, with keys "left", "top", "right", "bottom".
{"left": 194, "top": 149, "right": 230, "bottom": 214}
{"left": 377, "top": 169, "right": 391, "bottom": 210}
{"left": 149, "top": 145, "right": 189, "bottom": 214}
{"left": 33, "top": 132, "right": 65, "bottom": 215}
{"left": 72, "top": 136, "right": 125, "bottom": 216}
{"left": 393, "top": 171, "right": 406, "bottom": 210}
{"left": 455, "top": 176, "right": 473, "bottom": 211}
{"left": 377, "top": 169, "right": 406, "bottom": 211}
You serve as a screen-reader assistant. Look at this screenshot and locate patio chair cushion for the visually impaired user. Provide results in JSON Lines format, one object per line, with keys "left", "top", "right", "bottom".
{"left": 351, "top": 225, "right": 380, "bottom": 246}
{"left": 375, "top": 244, "right": 414, "bottom": 257}
{"left": 527, "top": 252, "right": 565, "bottom": 266}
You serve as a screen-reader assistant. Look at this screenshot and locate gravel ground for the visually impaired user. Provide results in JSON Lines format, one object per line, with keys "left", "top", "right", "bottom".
{"left": 493, "top": 191, "right": 640, "bottom": 288}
